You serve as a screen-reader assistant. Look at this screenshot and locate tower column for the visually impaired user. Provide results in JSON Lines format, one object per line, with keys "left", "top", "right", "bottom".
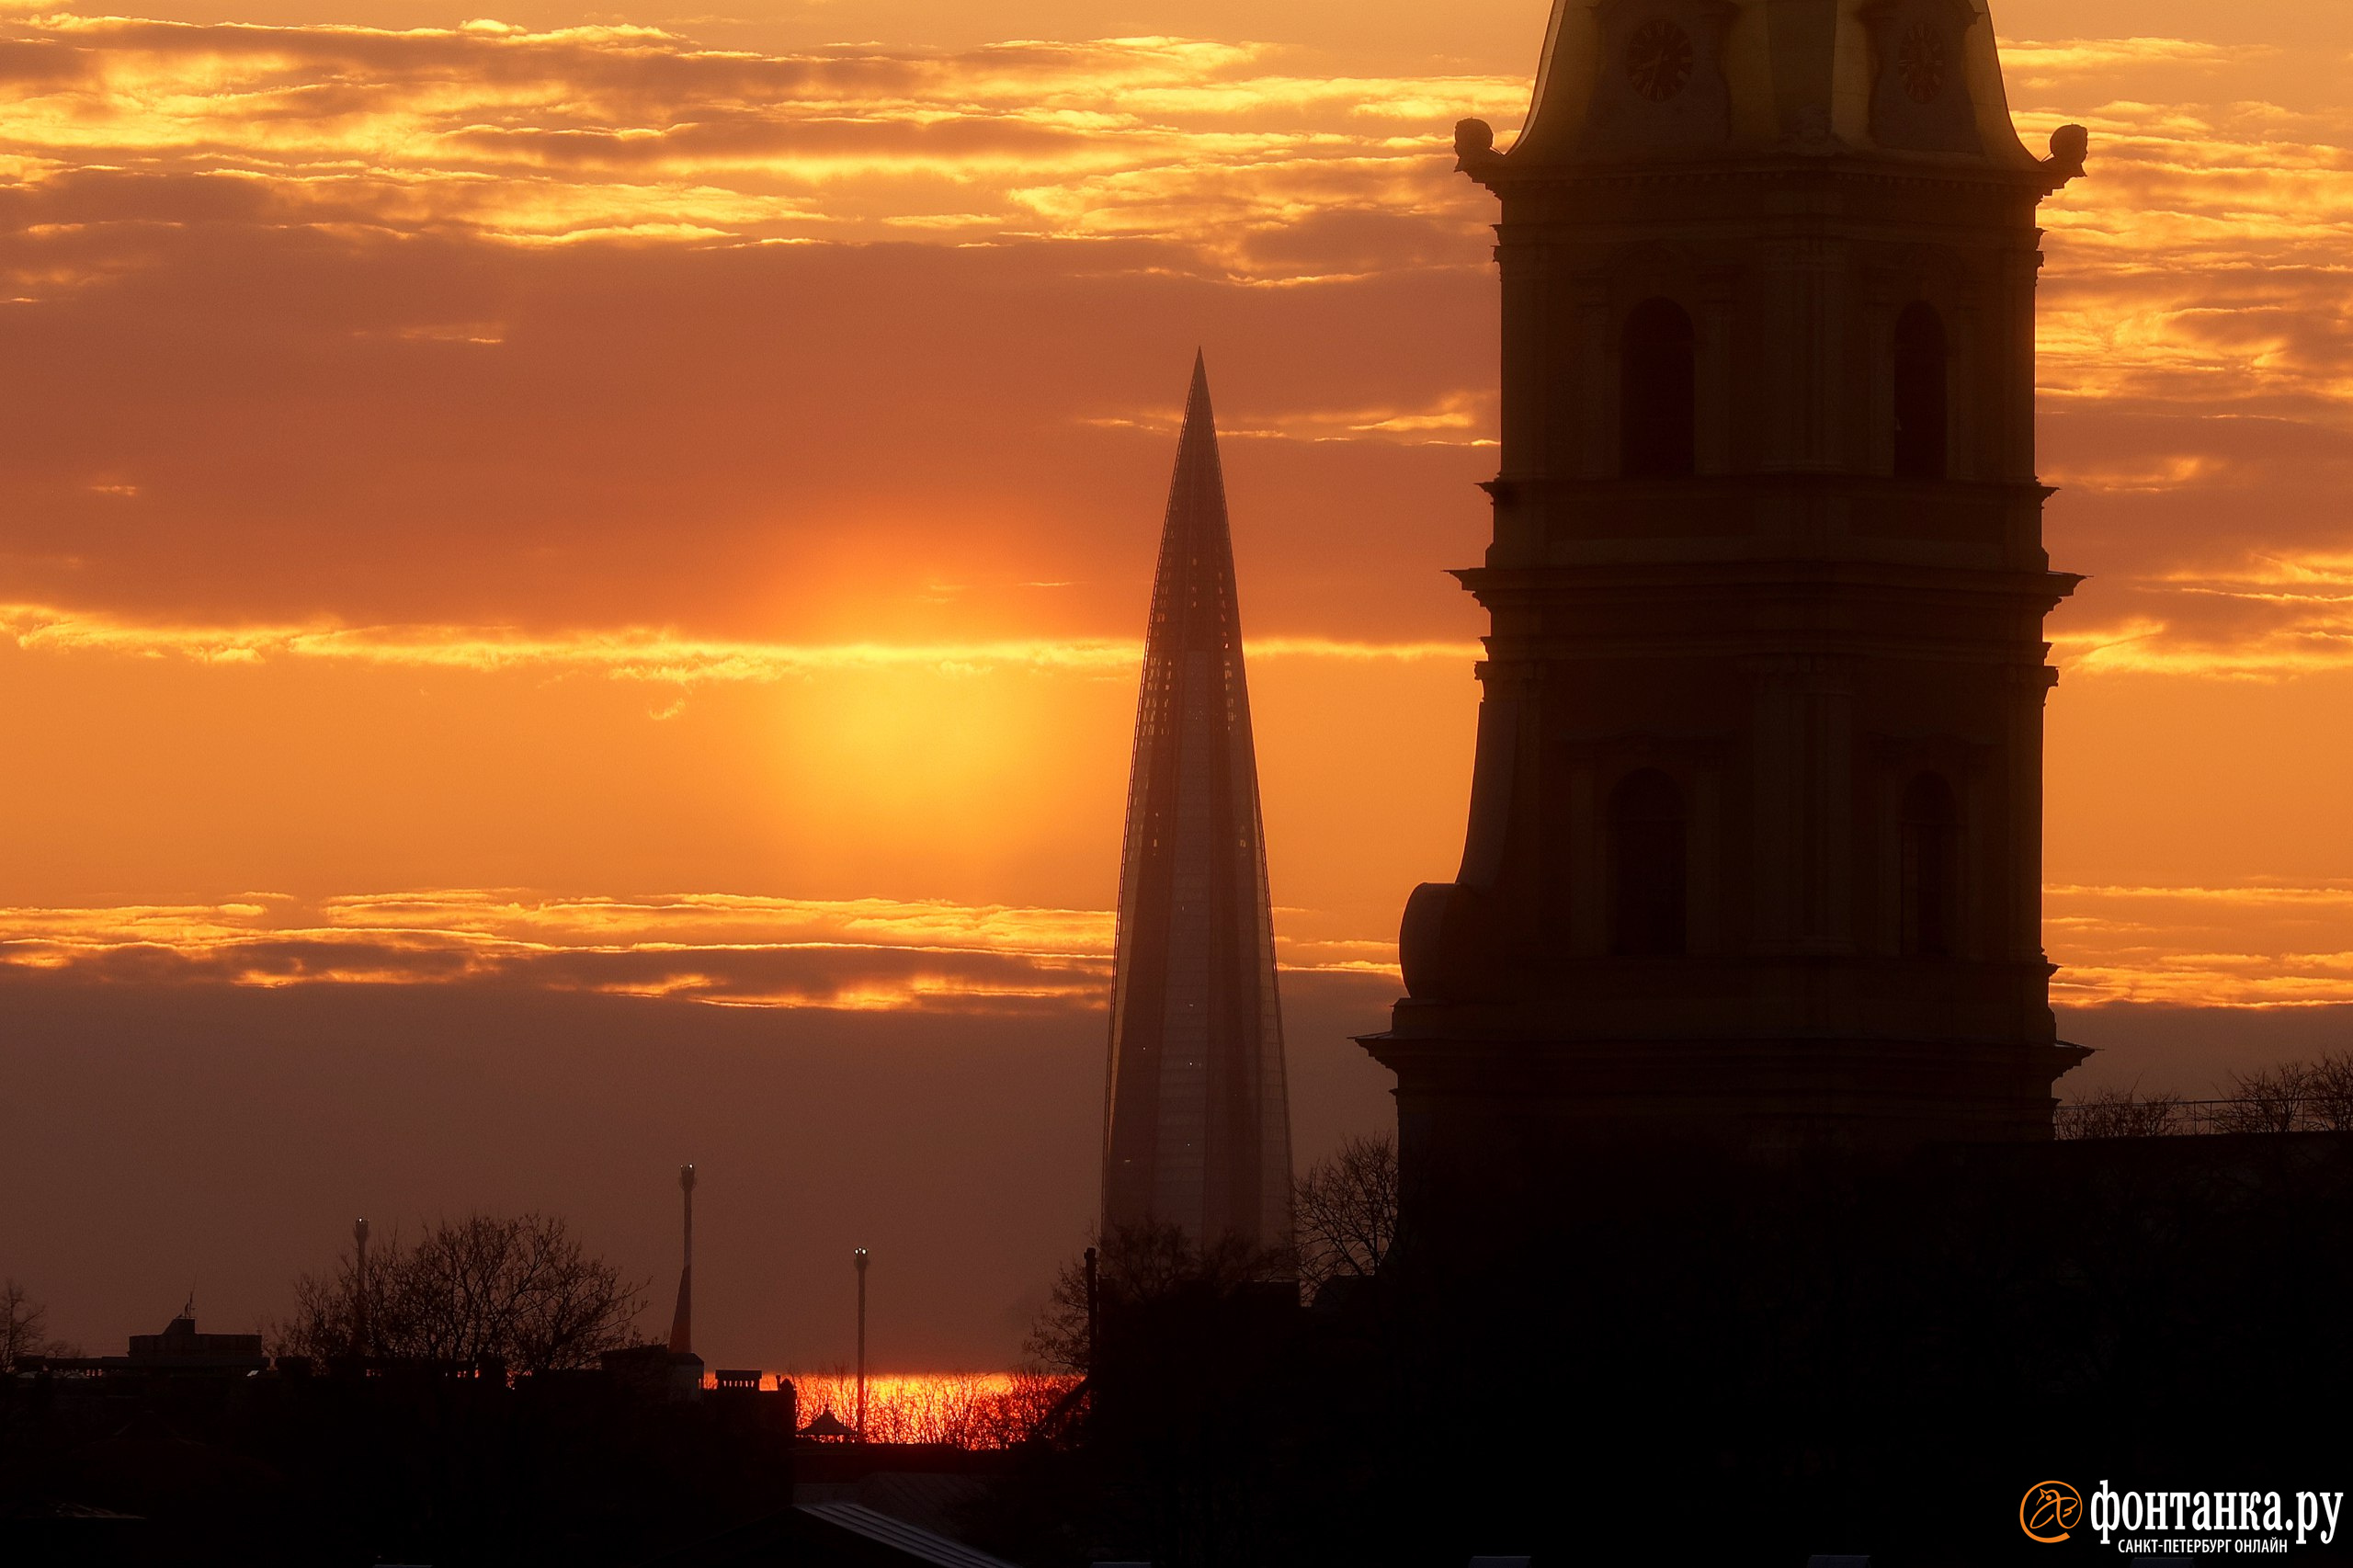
{"left": 1371, "top": 0, "right": 2094, "bottom": 1177}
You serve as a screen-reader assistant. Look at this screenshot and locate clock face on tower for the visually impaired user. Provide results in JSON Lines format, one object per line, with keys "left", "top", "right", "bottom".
{"left": 1625, "top": 17, "right": 1695, "bottom": 103}
{"left": 1897, "top": 20, "right": 1949, "bottom": 104}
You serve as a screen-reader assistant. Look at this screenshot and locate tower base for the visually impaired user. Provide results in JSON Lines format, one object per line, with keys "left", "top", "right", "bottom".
{"left": 1366, "top": 1017, "right": 2087, "bottom": 1162}
{"left": 1361, "top": 1009, "right": 2087, "bottom": 1281}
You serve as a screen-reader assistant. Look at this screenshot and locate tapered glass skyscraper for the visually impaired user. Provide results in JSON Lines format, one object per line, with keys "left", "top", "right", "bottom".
{"left": 1101, "top": 354, "right": 1292, "bottom": 1249}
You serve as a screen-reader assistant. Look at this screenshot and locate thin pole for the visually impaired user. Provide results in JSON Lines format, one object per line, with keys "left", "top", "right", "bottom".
{"left": 853, "top": 1247, "right": 870, "bottom": 1440}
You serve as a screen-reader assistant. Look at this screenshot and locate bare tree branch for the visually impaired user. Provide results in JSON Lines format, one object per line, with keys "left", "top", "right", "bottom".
{"left": 2306, "top": 1051, "right": 2353, "bottom": 1132}
{"left": 1294, "top": 1133, "right": 1397, "bottom": 1293}
{"left": 1023, "top": 1221, "right": 1293, "bottom": 1374}
{"left": 2061, "top": 1086, "right": 2186, "bottom": 1139}
{"left": 275, "top": 1213, "right": 645, "bottom": 1372}
{"left": 2214, "top": 1062, "right": 2314, "bottom": 1134}
{"left": 2, "top": 1278, "right": 76, "bottom": 1370}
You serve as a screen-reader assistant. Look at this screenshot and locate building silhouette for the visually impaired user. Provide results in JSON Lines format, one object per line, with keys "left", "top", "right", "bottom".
{"left": 1100, "top": 354, "right": 1293, "bottom": 1249}
{"left": 1370, "top": 0, "right": 2094, "bottom": 1178}
{"left": 35, "top": 1309, "right": 268, "bottom": 1379}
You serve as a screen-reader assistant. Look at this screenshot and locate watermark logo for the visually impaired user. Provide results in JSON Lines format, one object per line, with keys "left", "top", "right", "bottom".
{"left": 2022, "top": 1480, "right": 2084, "bottom": 1543}
{"left": 2022, "top": 1479, "right": 2346, "bottom": 1553}
{"left": 2088, "top": 1481, "right": 2343, "bottom": 1551}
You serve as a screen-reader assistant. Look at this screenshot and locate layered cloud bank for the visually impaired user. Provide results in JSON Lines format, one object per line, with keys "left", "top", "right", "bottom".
{"left": 3, "top": 11, "right": 2350, "bottom": 1012}
{"left": 2050, "top": 882, "right": 2353, "bottom": 1008}
{"left": 0, "top": 21, "right": 1520, "bottom": 262}
{"left": 1, "top": 13, "right": 2346, "bottom": 646}
{"left": 0, "top": 888, "right": 1396, "bottom": 1009}
{"left": 2053, "top": 553, "right": 2353, "bottom": 678}
{"left": 6, "top": 881, "right": 2349, "bottom": 1009}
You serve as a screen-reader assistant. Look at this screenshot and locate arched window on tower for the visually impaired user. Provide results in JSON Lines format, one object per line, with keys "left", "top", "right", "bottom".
{"left": 1609, "top": 768, "right": 1688, "bottom": 957}
{"left": 1893, "top": 301, "right": 1949, "bottom": 480}
{"left": 1899, "top": 773, "right": 1960, "bottom": 958}
{"left": 1620, "top": 298, "right": 1697, "bottom": 478}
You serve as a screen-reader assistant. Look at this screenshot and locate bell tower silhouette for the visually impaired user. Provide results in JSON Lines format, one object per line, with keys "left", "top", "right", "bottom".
{"left": 1366, "top": 0, "right": 2092, "bottom": 1181}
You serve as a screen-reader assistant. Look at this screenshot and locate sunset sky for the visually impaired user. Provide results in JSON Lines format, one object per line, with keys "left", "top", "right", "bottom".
{"left": 5, "top": 0, "right": 2352, "bottom": 1364}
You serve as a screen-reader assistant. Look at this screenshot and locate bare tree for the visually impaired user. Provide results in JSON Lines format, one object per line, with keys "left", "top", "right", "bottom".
{"left": 2213, "top": 1062, "right": 2314, "bottom": 1134}
{"left": 1024, "top": 1221, "right": 1292, "bottom": 1375}
{"left": 277, "top": 1213, "right": 645, "bottom": 1371}
{"left": 3, "top": 1278, "right": 75, "bottom": 1370}
{"left": 2060, "top": 1086, "right": 2187, "bottom": 1140}
{"left": 2305, "top": 1051, "right": 2353, "bottom": 1132}
{"left": 1023, "top": 1251, "right": 1096, "bottom": 1377}
{"left": 1294, "top": 1132, "right": 1398, "bottom": 1293}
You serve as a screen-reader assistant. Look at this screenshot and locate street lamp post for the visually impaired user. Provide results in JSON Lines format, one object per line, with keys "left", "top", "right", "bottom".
{"left": 1084, "top": 1245, "right": 1099, "bottom": 1371}
{"left": 352, "top": 1218, "right": 370, "bottom": 1360}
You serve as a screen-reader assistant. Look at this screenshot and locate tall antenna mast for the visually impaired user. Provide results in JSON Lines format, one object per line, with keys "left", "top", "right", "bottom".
{"left": 667, "top": 1165, "right": 696, "bottom": 1356}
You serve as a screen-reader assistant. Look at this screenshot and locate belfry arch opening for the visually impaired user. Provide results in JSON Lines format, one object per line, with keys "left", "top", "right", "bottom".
{"left": 1899, "top": 772, "right": 1960, "bottom": 958}
{"left": 1608, "top": 768, "right": 1688, "bottom": 957}
{"left": 1893, "top": 301, "right": 1949, "bottom": 479}
{"left": 1620, "top": 298, "right": 1697, "bottom": 478}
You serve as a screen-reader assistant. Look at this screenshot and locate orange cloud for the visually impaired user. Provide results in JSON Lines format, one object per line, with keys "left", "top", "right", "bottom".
{"left": 1083, "top": 387, "right": 1497, "bottom": 446}
{"left": 17, "top": 876, "right": 2350, "bottom": 1011}
{"left": 2051, "top": 881, "right": 2353, "bottom": 1007}
{"left": 0, "top": 602, "right": 1479, "bottom": 680}
{"left": 0, "top": 890, "right": 1111, "bottom": 1010}
{"left": 2050, "top": 550, "right": 2353, "bottom": 677}
{"left": 0, "top": 887, "right": 1400, "bottom": 1007}
{"left": 0, "top": 18, "right": 1519, "bottom": 275}
{"left": 2012, "top": 84, "right": 2353, "bottom": 422}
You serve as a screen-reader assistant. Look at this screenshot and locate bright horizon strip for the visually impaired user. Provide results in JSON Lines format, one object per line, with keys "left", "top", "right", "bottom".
{"left": 0, "top": 604, "right": 1482, "bottom": 679}
{"left": 22, "top": 597, "right": 2353, "bottom": 681}
{"left": 778, "top": 1370, "right": 1076, "bottom": 1441}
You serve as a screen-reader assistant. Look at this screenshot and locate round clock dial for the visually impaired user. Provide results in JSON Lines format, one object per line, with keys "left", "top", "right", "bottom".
{"left": 1897, "top": 21, "right": 1949, "bottom": 104}
{"left": 1625, "top": 18, "right": 1695, "bottom": 104}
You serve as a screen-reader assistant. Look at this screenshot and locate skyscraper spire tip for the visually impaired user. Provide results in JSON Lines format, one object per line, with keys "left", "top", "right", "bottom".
{"left": 1182, "top": 350, "right": 1213, "bottom": 433}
